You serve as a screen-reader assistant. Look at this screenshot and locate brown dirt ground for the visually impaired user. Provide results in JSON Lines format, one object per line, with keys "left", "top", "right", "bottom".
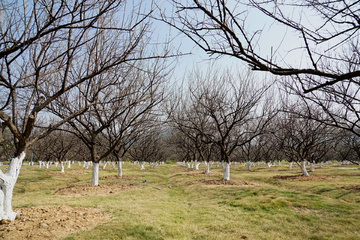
{"left": 339, "top": 185, "right": 360, "bottom": 191}
{"left": 99, "top": 175, "right": 140, "bottom": 180}
{"left": 52, "top": 182, "right": 139, "bottom": 197}
{"left": 185, "top": 172, "right": 222, "bottom": 177}
{"left": 1, "top": 181, "right": 140, "bottom": 239}
{"left": 197, "top": 179, "right": 253, "bottom": 185}
{"left": 0, "top": 205, "right": 112, "bottom": 240}
{"left": 272, "top": 175, "right": 338, "bottom": 181}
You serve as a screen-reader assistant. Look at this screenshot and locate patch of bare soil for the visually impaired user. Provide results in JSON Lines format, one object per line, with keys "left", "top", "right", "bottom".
{"left": 291, "top": 206, "right": 323, "bottom": 214}
{"left": 339, "top": 185, "right": 360, "bottom": 191}
{"left": 53, "top": 183, "right": 138, "bottom": 197}
{"left": 185, "top": 172, "right": 222, "bottom": 177}
{"left": 99, "top": 175, "right": 139, "bottom": 180}
{"left": 272, "top": 175, "right": 338, "bottom": 181}
{"left": 0, "top": 205, "right": 111, "bottom": 240}
{"left": 197, "top": 179, "right": 252, "bottom": 186}
{"left": 46, "top": 169, "right": 91, "bottom": 175}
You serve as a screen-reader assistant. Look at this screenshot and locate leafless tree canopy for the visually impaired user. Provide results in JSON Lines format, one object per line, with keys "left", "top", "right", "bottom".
{"left": 0, "top": 0, "right": 172, "bottom": 156}
{"left": 162, "top": 0, "right": 360, "bottom": 92}
{"left": 167, "top": 67, "right": 275, "bottom": 164}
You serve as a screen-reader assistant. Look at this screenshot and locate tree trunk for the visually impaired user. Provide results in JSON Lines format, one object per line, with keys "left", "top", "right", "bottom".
{"left": 203, "top": 161, "right": 211, "bottom": 174}
{"left": 103, "top": 161, "right": 107, "bottom": 169}
{"left": 60, "top": 162, "right": 65, "bottom": 173}
{"left": 38, "top": 161, "right": 42, "bottom": 168}
{"left": 289, "top": 162, "right": 293, "bottom": 170}
{"left": 247, "top": 161, "right": 252, "bottom": 171}
{"left": 221, "top": 161, "right": 226, "bottom": 177}
{"left": 67, "top": 161, "right": 71, "bottom": 168}
{"left": 190, "top": 160, "right": 194, "bottom": 168}
{"left": 46, "top": 162, "right": 49, "bottom": 169}
{"left": 267, "top": 162, "right": 272, "bottom": 168}
{"left": 310, "top": 162, "right": 315, "bottom": 172}
{"left": 140, "top": 161, "right": 145, "bottom": 170}
{"left": 112, "top": 162, "right": 115, "bottom": 168}
{"left": 224, "top": 162, "right": 231, "bottom": 181}
{"left": 91, "top": 162, "right": 99, "bottom": 186}
{"left": 117, "top": 161, "right": 123, "bottom": 177}
{"left": 0, "top": 152, "right": 25, "bottom": 221}
{"left": 300, "top": 160, "right": 310, "bottom": 176}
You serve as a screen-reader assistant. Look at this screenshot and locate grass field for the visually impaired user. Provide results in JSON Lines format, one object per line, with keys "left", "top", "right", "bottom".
{"left": 2, "top": 161, "right": 360, "bottom": 240}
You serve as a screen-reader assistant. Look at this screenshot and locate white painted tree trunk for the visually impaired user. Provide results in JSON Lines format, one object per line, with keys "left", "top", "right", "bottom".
{"left": 112, "top": 162, "right": 115, "bottom": 168}
{"left": 267, "top": 162, "right": 272, "bottom": 168}
{"left": 203, "top": 161, "right": 211, "bottom": 174}
{"left": 278, "top": 160, "right": 282, "bottom": 166}
{"left": 338, "top": 161, "right": 342, "bottom": 167}
{"left": 310, "top": 162, "right": 315, "bottom": 172}
{"left": 78, "top": 161, "right": 81, "bottom": 166}
{"left": 289, "top": 162, "right": 293, "bottom": 170}
{"left": 38, "top": 161, "right": 42, "bottom": 168}
{"left": 103, "top": 162, "right": 107, "bottom": 169}
{"left": 60, "top": 162, "right": 65, "bottom": 173}
{"left": 55, "top": 162, "right": 58, "bottom": 167}
{"left": 46, "top": 162, "right": 49, "bottom": 169}
{"left": 67, "top": 161, "right": 71, "bottom": 168}
{"left": 247, "top": 161, "right": 252, "bottom": 171}
{"left": 91, "top": 162, "right": 99, "bottom": 186}
{"left": 140, "top": 161, "right": 145, "bottom": 170}
{"left": 0, "top": 152, "right": 26, "bottom": 221}
{"left": 224, "top": 162, "right": 231, "bottom": 181}
{"left": 194, "top": 160, "right": 200, "bottom": 170}
{"left": 191, "top": 160, "right": 194, "bottom": 168}
{"left": 319, "top": 162, "right": 323, "bottom": 168}
{"left": 300, "top": 160, "right": 310, "bottom": 176}
{"left": 187, "top": 162, "right": 190, "bottom": 168}
{"left": 117, "top": 161, "right": 123, "bottom": 177}
{"left": 84, "top": 161, "right": 89, "bottom": 169}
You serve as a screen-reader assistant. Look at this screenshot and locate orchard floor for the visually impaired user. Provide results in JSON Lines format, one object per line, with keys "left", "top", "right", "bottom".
{"left": 0, "top": 162, "right": 360, "bottom": 239}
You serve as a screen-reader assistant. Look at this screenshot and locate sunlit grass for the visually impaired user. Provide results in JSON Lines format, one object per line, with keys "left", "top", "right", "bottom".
{"left": 5, "top": 161, "right": 360, "bottom": 239}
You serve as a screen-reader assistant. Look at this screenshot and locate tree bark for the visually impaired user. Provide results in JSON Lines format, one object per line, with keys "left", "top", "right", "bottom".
{"left": 300, "top": 160, "right": 310, "bottom": 176}
{"left": 0, "top": 152, "right": 25, "bottom": 220}
{"left": 224, "top": 162, "right": 231, "bottom": 181}
{"left": 91, "top": 162, "right": 99, "bottom": 186}
{"left": 117, "top": 161, "right": 123, "bottom": 177}
{"left": 247, "top": 161, "right": 252, "bottom": 171}
{"left": 310, "top": 162, "right": 315, "bottom": 172}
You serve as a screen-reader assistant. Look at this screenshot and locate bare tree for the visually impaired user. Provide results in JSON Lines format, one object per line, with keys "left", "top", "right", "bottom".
{"left": 0, "top": 0, "right": 169, "bottom": 220}
{"left": 275, "top": 106, "right": 334, "bottom": 176}
{"left": 168, "top": 67, "right": 275, "bottom": 180}
{"left": 128, "top": 128, "right": 168, "bottom": 170}
{"left": 162, "top": 0, "right": 360, "bottom": 92}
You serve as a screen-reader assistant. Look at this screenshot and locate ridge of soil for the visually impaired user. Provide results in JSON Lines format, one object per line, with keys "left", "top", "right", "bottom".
{"left": 0, "top": 205, "right": 111, "bottom": 240}
{"left": 197, "top": 179, "right": 253, "bottom": 185}
{"left": 99, "top": 175, "right": 140, "bottom": 180}
{"left": 272, "top": 175, "right": 338, "bottom": 181}
{"left": 52, "top": 183, "right": 138, "bottom": 197}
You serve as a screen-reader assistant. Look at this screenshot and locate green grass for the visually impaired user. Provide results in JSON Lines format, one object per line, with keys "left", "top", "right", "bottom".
{"left": 3, "top": 162, "right": 360, "bottom": 239}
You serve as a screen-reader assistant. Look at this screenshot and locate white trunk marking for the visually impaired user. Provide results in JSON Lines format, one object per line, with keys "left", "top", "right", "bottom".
{"left": 0, "top": 152, "right": 26, "bottom": 220}
{"left": 117, "top": 161, "right": 123, "bottom": 177}
{"left": 91, "top": 162, "right": 99, "bottom": 186}
{"left": 224, "top": 162, "right": 231, "bottom": 181}
{"left": 300, "top": 161, "right": 310, "bottom": 176}
{"left": 60, "top": 162, "right": 65, "bottom": 173}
